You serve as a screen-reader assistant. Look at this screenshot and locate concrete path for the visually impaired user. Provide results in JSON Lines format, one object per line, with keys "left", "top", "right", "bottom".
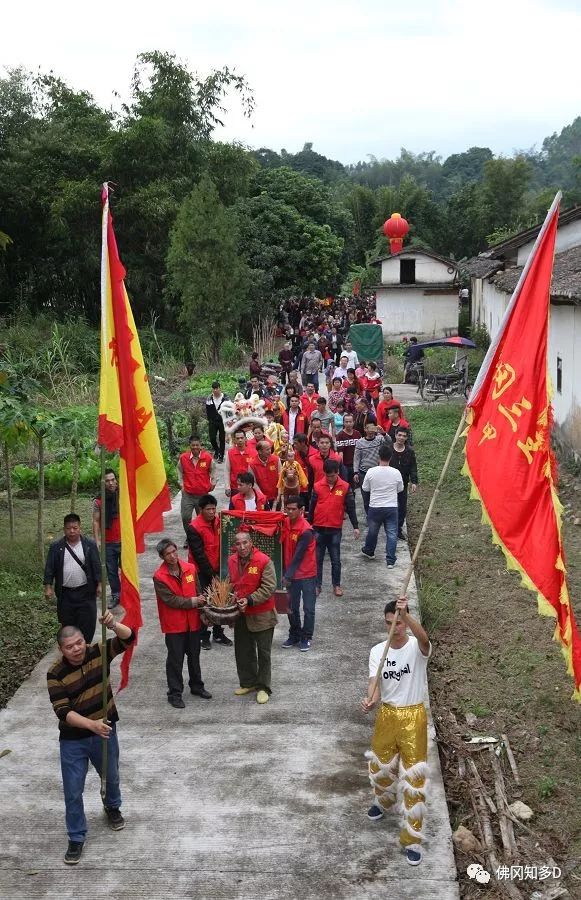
{"left": 0, "top": 464, "right": 458, "bottom": 899}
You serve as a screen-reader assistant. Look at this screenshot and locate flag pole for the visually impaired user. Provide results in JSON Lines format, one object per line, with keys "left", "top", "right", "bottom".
{"left": 368, "top": 407, "right": 467, "bottom": 701}
{"left": 99, "top": 446, "right": 109, "bottom": 802}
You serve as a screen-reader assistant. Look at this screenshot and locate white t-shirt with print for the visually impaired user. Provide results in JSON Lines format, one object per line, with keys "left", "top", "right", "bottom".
{"left": 368, "top": 635, "right": 431, "bottom": 707}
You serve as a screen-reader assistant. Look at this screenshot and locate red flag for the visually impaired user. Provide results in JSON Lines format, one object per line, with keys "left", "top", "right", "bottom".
{"left": 99, "top": 184, "right": 171, "bottom": 689}
{"left": 463, "top": 193, "right": 581, "bottom": 700}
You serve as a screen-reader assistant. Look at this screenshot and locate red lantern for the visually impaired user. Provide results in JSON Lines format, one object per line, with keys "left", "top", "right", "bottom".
{"left": 383, "top": 213, "right": 410, "bottom": 255}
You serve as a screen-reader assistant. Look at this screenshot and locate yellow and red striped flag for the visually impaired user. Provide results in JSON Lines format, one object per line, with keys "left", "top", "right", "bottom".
{"left": 99, "top": 183, "right": 171, "bottom": 689}
{"left": 463, "top": 193, "right": 581, "bottom": 700}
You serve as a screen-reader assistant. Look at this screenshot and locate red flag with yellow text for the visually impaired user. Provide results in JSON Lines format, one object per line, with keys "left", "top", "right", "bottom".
{"left": 99, "top": 184, "right": 171, "bottom": 689}
{"left": 463, "top": 193, "right": 581, "bottom": 700}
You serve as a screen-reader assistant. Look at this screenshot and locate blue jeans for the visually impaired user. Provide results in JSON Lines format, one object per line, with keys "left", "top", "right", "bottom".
{"left": 288, "top": 576, "right": 317, "bottom": 640}
{"left": 105, "top": 541, "right": 121, "bottom": 598}
{"left": 315, "top": 529, "right": 342, "bottom": 587}
{"left": 363, "top": 507, "right": 398, "bottom": 565}
{"left": 59, "top": 726, "right": 121, "bottom": 842}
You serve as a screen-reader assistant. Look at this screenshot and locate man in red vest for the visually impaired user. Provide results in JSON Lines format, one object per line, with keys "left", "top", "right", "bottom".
{"left": 282, "top": 394, "right": 309, "bottom": 442}
{"left": 224, "top": 430, "right": 256, "bottom": 501}
{"left": 300, "top": 382, "right": 319, "bottom": 419}
{"left": 232, "top": 472, "right": 267, "bottom": 512}
{"left": 153, "top": 538, "right": 212, "bottom": 709}
{"left": 281, "top": 496, "right": 317, "bottom": 651}
{"left": 178, "top": 435, "right": 216, "bottom": 534}
{"left": 250, "top": 441, "right": 281, "bottom": 510}
{"left": 228, "top": 531, "right": 277, "bottom": 705}
{"left": 309, "top": 459, "right": 359, "bottom": 598}
{"left": 308, "top": 434, "right": 342, "bottom": 483}
{"left": 186, "top": 494, "right": 232, "bottom": 650}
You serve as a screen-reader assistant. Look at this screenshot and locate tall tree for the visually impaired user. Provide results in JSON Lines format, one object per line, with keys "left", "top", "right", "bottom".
{"left": 166, "top": 174, "right": 249, "bottom": 359}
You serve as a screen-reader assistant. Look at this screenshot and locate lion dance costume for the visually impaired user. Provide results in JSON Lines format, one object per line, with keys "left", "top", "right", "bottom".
{"left": 366, "top": 635, "right": 431, "bottom": 852}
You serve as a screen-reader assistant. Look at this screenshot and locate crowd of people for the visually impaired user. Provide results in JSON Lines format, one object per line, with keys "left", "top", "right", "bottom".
{"left": 43, "top": 295, "right": 429, "bottom": 869}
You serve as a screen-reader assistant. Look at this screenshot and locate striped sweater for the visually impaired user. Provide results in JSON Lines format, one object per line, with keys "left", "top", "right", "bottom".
{"left": 47, "top": 632, "right": 134, "bottom": 740}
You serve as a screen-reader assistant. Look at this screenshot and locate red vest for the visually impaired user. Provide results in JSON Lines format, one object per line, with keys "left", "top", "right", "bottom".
{"left": 308, "top": 448, "right": 341, "bottom": 483}
{"left": 94, "top": 497, "right": 120, "bottom": 542}
{"left": 282, "top": 410, "right": 309, "bottom": 436}
{"left": 228, "top": 548, "right": 275, "bottom": 616}
{"left": 187, "top": 513, "right": 220, "bottom": 572}
{"left": 300, "top": 394, "right": 319, "bottom": 417}
{"left": 227, "top": 447, "right": 255, "bottom": 491}
{"left": 312, "top": 476, "right": 350, "bottom": 529}
{"left": 231, "top": 488, "right": 267, "bottom": 512}
{"left": 180, "top": 450, "right": 213, "bottom": 495}
{"left": 154, "top": 560, "right": 200, "bottom": 633}
{"left": 282, "top": 515, "right": 317, "bottom": 579}
{"left": 250, "top": 454, "right": 280, "bottom": 500}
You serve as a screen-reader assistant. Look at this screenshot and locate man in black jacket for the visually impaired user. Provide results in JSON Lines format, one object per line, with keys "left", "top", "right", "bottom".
{"left": 205, "top": 381, "right": 228, "bottom": 463}
{"left": 389, "top": 427, "right": 419, "bottom": 539}
{"left": 44, "top": 514, "right": 102, "bottom": 643}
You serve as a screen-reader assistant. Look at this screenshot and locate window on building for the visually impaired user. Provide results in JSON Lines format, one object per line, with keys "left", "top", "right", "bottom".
{"left": 400, "top": 259, "right": 416, "bottom": 285}
{"left": 557, "top": 356, "right": 562, "bottom": 394}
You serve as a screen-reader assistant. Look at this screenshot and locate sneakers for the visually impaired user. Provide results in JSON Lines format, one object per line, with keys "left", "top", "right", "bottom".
{"left": 64, "top": 840, "right": 84, "bottom": 865}
{"left": 367, "top": 804, "right": 384, "bottom": 821}
{"left": 256, "top": 690, "right": 270, "bottom": 704}
{"left": 234, "top": 686, "right": 257, "bottom": 696}
{"left": 105, "top": 807, "right": 125, "bottom": 831}
{"left": 406, "top": 846, "right": 422, "bottom": 866}
{"left": 201, "top": 638, "right": 212, "bottom": 650}
{"left": 360, "top": 549, "right": 375, "bottom": 559}
{"left": 168, "top": 695, "right": 185, "bottom": 709}
{"left": 299, "top": 639, "right": 312, "bottom": 652}
{"left": 386, "top": 563, "right": 395, "bottom": 569}
{"left": 282, "top": 638, "right": 300, "bottom": 649}
{"left": 107, "top": 595, "right": 120, "bottom": 610}
{"left": 213, "top": 634, "right": 233, "bottom": 646}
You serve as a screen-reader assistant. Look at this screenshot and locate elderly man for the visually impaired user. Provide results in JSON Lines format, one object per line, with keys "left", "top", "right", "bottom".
{"left": 44, "top": 514, "right": 102, "bottom": 643}
{"left": 228, "top": 531, "right": 277, "bottom": 705}
{"left": 153, "top": 538, "right": 212, "bottom": 709}
{"left": 46, "top": 610, "right": 134, "bottom": 865}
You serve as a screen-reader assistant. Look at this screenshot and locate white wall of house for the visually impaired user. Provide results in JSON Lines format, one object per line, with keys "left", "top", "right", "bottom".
{"left": 380, "top": 254, "right": 456, "bottom": 285}
{"left": 549, "top": 304, "right": 581, "bottom": 452}
{"left": 517, "top": 219, "right": 581, "bottom": 266}
{"left": 470, "top": 276, "right": 484, "bottom": 327}
{"left": 377, "top": 288, "right": 458, "bottom": 337}
{"left": 482, "top": 280, "right": 509, "bottom": 339}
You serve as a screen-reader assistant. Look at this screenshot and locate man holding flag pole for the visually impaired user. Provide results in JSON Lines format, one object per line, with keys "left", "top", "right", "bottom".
{"left": 359, "top": 191, "right": 581, "bottom": 867}
{"left": 46, "top": 183, "right": 172, "bottom": 864}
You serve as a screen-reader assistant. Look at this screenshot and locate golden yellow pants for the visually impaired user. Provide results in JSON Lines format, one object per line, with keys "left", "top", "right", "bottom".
{"left": 366, "top": 702, "right": 428, "bottom": 848}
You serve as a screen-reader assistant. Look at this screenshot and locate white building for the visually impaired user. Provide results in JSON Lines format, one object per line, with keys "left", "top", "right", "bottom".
{"left": 465, "top": 206, "right": 581, "bottom": 455}
{"left": 372, "top": 249, "right": 459, "bottom": 339}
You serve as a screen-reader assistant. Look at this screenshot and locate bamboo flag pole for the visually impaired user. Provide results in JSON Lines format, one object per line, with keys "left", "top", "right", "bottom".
{"left": 368, "top": 407, "right": 467, "bottom": 702}
{"left": 99, "top": 446, "right": 109, "bottom": 802}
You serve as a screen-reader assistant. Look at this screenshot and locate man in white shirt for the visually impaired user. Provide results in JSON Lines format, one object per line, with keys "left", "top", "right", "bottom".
{"left": 343, "top": 341, "right": 359, "bottom": 370}
{"left": 361, "top": 597, "right": 431, "bottom": 867}
{"left": 360, "top": 445, "right": 403, "bottom": 566}
{"left": 332, "top": 354, "right": 350, "bottom": 382}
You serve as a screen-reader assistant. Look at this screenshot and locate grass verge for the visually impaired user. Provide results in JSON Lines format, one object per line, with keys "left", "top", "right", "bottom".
{"left": 407, "top": 404, "right": 581, "bottom": 897}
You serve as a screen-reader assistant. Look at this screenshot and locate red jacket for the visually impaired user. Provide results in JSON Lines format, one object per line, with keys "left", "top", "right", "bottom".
{"left": 228, "top": 548, "right": 275, "bottom": 616}
{"left": 308, "top": 448, "right": 341, "bottom": 483}
{"left": 250, "top": 454, "right": 280, "bottom": 500}
{"left": 94, "top": 497, "right": 120, "bottom": 542}
{"left": 312, "top": 476, "right": 351, "bottom": 529}
{"left": 227, "top": 447, "right": 255, "bottom": 492}
{"left": 154, "top": 560, "right": 200, "bottom": 633}
{"left": 231, "top": 488, "right": 267, "bottom": 512}
{"left": 282, "top": 409, "right": 309, "bottom": 436}
{"left": 300, "top": 393, "right": 319, "bottom": 418}
{"left": 179, "top": 450, "right": 213, "bottom": 495}
{"left": 282, "top": 515, "right": 317, "bottom": 579}
{"left": 187, "top": 513, "right": 220, "bottom": 572}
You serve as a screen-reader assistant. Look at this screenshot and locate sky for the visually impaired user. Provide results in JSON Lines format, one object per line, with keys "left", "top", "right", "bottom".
{"left": 2, "top": 0, "right": 581, "bottom": 165}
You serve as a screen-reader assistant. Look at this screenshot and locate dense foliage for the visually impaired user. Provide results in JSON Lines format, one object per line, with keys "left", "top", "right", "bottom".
{"left": 2, "top": 50, "right": 581, "bottom": 342}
